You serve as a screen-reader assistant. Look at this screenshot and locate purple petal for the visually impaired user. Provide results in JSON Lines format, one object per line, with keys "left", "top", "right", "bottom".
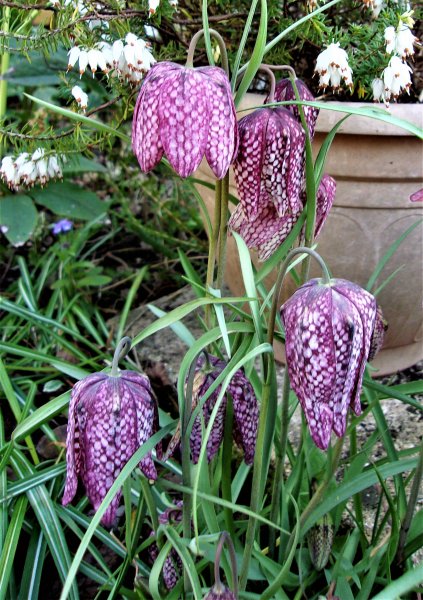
{"left": 281, "top": 283, "right": 337, "bottom": 449}
{"left": 229, "top": 201, "right": 302, "bottom": 261}
{"left": 315, "top": 174, "right": 336, "bottom": 237}
{"left": 410, "top": 188, "right": 423, "bottom": 202}
{"left": 368, "top": 304, "right": 387, "bottom": 361}
{"left": 234, "top": 109, "right": 270, "bottom": 220}
{"left": 268, "top": 78, "right": 319, "bottom": 139}
{"left": 199, "top": 66, "right": 238, "bottom": 178}
{"left": 158, "top": 68, "right": 210, "bottom": 177}
{"left": 132, "top": 62, "right": 174, "bottom": 172}
{"left": 229, "top": 370, "right": 259, "bottom": 464}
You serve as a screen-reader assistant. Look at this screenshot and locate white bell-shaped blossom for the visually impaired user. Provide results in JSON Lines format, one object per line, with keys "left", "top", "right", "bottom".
{"left": 148, "top": 0, "right": 160, "bottom": 14}
{"left": 371, "top": 78, "right": 388, "bottom": 103}
{"left": 383, "top": 55, "right": 412, "bottom": 101}
{"left": 315, "top": 42, "right": 353, "bottom": 91}
{"left": 72, "top": 85, "right": 89, "bottom": 111}
{"left": 384, "top": 23, "right": 416, "bottom": 58}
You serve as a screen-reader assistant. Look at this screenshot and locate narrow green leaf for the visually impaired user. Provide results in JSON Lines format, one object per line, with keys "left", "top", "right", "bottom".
{"left": 314, "top": 115, "right": 349, "bottom": 184}
{"left": 371, "top": 564, "right": 423, "bottom": 600}
{"left": 19, "top": 530, "right": 47, "bottom": 600}
{"left": 0, "top": 496, "right": 28, "bottom": 600}
{"left": 366, "top": 220, "right": 422, "bottom": 292}
{"left": 24, "top": 93, "right": 130, "bottom": 141}
{"left": 234, "top": 0, "right": 267, "bottom": 106}
{"left": 10, "top": 450, "right": 79, "bottom": 600}
{"left": 12, "top": 391, "right": 70, "bottom": 442}
{"left": 116, "top": 267, "right": 148, "bottom": 342}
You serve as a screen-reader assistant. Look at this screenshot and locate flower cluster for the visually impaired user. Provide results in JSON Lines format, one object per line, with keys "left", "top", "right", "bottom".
{"left": 67, "top": 32, "right": 155, "bottom": 84}
{"left": 0, "top": 149, "right": 63, "bottom": 190}
{"left": 281, "top": 278, "right": 384, "bottom": 449}
{"left": 314, "top": 42, "right": 353, "bottom": 92}
{"left": 375, "top": 17, "right": 417, "bottom": 103}
{"left": 228, "top": 78, "right": 334, "bottom": 260}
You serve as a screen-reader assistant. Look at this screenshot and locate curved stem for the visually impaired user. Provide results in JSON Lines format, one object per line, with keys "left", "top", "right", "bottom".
{"left": 111, "top": 336, "right": 132, "bottom": 377}
{"left": 267, "top": 247, "right": 331, "bottom": 348}
{"left": 262, "top": 63, "right": 297, "bottom": 80}
{"left": 205, "top": 179, "right": 222, "bottom": 325}
{"left": 214, "top": 531, "right": 239, "bottom": 596}
{"left": 186, "top": 28, "right": 229, "bottom": 75}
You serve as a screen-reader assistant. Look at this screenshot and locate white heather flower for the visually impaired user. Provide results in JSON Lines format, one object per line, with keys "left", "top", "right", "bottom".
{"left": 383, "top": 55, "right": 412, "bottom": 101}
{"left": 72, "top": 85, "right": 89, "bottom": 111}
{"left": 371, "top": 78, "right": 387, "bottom": 103}
{"left": 169, "top": 0, "right": 178, "bottom": 6}
{"left": 78, "top": 50, "right": 89, "bottom": 76}
{"left": 396, "top": 24, "right": 417, "bottom": 58}
{"left": 315, "top": 42, "right": 353, "bottom": 91}
{"left": 0, "top": 150, "right": 63, "bottom": 190}
{"left": 384, "top": 26, "right": 396, "bottom": 54}
{"left": 385, "top": 23, "right": 417, "bottom": 58}
{"left": 98, "top": 41, "right": 113, "bottom": 67}
{"left": 370, "top": 0, "right": 384, "bottom": 18}
{"left": 67, "top": 46, "right": 81, "bottom": 71}
{"left": 148, "top": 0, "right": 160, "bottom": 14}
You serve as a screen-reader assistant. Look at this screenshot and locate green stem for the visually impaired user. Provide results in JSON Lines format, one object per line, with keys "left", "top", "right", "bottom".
{"left": 268, "top": 367, "right": 290, "bottom": 556}
{"left": 186, "top": 28, "right": 229, "bottom": 75}
{"left": 287, "top": 74, "right": 317, "bottom": 282}
{"left": 205, "top": 179, "right": 222, "bottom": 327}
{"left": 0, "top": 7, "right": 11, "bottom": 150}
{"left": 216, "top": 173, "right": 229, "bottom": 290}
{"left": 214, "top": 531, "right": 239, "bottom": 598}
{"left": 261, "top": 437, "right": 344, "bottom": 600}
{"left": 396, "top": 440, "right": 423, "bottom": 565}
{"left": 350, "top": 427, "right": 366, "bottom": 552}
{"left": 111, "top": 336, "right": 132, "bottom": 377}
{"left": 238, "top": 378, "right": 272, "bottom": 591}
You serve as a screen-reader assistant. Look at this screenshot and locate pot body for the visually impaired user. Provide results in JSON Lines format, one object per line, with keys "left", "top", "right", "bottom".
{"left": 195, "top": 98, "right": 423, "bottom": 375}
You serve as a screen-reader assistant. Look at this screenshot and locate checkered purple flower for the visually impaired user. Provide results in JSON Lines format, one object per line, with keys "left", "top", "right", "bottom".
{"left": 229, "top": 173, "right": 335, "bottom": 261}
{"left": 62, "top": 370, "right": 158, "bottom": 527}
{"left": 188, "top": 354, "right": 259, "bottom": 465}
{"left": 281, "top": 279, "right": 379, "bottom": 450}
{"left": 233, "top": 107, "right": 305, "bottom": 221}
{"left": 203, "top": 584, "right": 236, "bottom": 599}
{"left": 132, "top": 61, "right": 238, "bottom": 179}
{"left": 266, "top": 77, "right": 319, "bottom": 139}
{"left": 149, "top": 501, "right": 183, "bottom": 590}
{"left": 368, "top": 304, "right": 387, "bottom": 361}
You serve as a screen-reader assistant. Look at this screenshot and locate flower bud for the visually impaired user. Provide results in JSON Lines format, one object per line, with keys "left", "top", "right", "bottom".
{"left": 307, "top": 514, "right": 334, "bottom": 570}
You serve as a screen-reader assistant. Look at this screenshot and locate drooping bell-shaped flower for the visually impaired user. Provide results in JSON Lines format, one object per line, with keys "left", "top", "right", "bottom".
{"left": 266, "top": 77, "right": 319, "bottom": 139}
{"left": 63, "top": 339, "right": 159, "bottom": 527}
{"left": 132, "top": 61, "right": 238, "bottom": 179}
{"left": 281, "top": 279, "right": 379, "bottom": 450}
{"left": 233, "top": 107, "right": 305, "bottom": 221}
{"left": 167, "top": 354, "right": 258, "bottom": 464}
{"left": 203, "top": 584, "right": 237, "bottom": 599}
{"left": 149, "top": 501, "right": 183, "bottom": 589}
{"left": 229, "top": 173, "right": 335, "bottom": 261}
{"left": 203, "top": 531, "right": 238, "bottom": 599}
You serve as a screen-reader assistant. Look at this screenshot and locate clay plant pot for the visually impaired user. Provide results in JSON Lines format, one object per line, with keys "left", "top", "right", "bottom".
{"left": 194, "top": 95, "right": 423, "bottom": 376}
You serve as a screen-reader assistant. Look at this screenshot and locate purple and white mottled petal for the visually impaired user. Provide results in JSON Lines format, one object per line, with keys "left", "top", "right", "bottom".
{"left": 282, "top": 283, "right": 336, "bottom": 449}
{"left": 262, "top": 110, "right": 292, "bottom": 216}
{"left": 234, "top": 109, "right": 270, "bottom": 220}
{"left": 278, "top": 108, "right": 306, "bottom": 214}
{"left": 229, "top": 370, "right": 259, "bottom": 464}
{"left": 330, "top": 292, "right": 362, "bottom": 437}
{"left": 268, "top": 78, "right": 319, "bottom": 139}
{"left": 315, "top": 174, "right": 336, "bottom": 237}
{"left": 228, "top": 201, "right": 302, "bottom": 261}
{"left": 62, "top": 387, "right": 81, "bottom": 505}
{"left": 368, "top": 304, "right": 387, "bottom": 361}
{"left": 200, "top": 66, "right": 238, "bottom": 178}
{"left": 333, "top": 280, "right": 376, "bottom": 414}
{"left": 158, "top": 69, "right": 210, "bottom": 177}
{"left": 132, "top": 63, "right": 174, "bottom": 172}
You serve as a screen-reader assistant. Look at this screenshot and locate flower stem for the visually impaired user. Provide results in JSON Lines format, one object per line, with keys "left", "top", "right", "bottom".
{"left": 205, "top": 179, "right": 222, "bottom": 324}
{"left": 111, "top": 336, "right": 132, "bottom": 377}
{"left": 261, "top": 437, "right": 344, "bottom": 600}
{"left": 186, "top": 28, "right": 229, "bottom": 75}
{"left": 214, "top": 531, "right": 239, "bottom": 597}
{"left": 0, "top": 7, "right": 11, "bottom": 152}
{"left": 216, "top": 172, "right": 229, "bottom": 290}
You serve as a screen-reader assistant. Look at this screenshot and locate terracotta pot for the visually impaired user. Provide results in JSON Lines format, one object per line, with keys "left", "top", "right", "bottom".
{"left": 194, "top": 96, "right": 423, "bottom": 376}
